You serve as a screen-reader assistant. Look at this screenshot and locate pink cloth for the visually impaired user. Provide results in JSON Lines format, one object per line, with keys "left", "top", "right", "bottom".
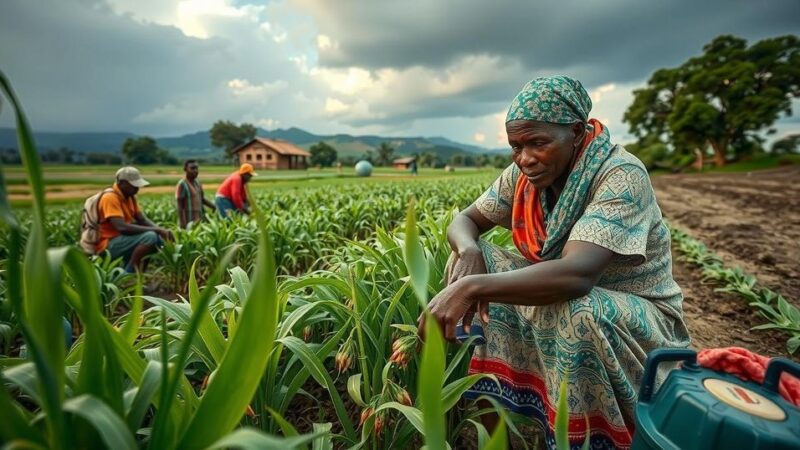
{"left": 697, "top": 347, "right": 800, "bottom": 407}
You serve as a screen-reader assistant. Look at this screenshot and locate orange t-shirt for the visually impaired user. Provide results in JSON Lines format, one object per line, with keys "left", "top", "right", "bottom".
{"left": 96, "top": 183, "right": 141, "bottom": 253}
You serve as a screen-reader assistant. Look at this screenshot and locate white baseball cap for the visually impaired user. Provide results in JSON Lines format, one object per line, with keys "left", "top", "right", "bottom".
{"left": 115, "top": 166, "right": 150, "bottom": 187}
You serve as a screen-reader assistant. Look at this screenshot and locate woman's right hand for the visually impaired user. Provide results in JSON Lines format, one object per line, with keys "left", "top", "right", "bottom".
{"left": 447, "top": 245, "right": 489, "bottom": 332}
{"left": 447, "top": 245, "right": 487, "bottom": 284}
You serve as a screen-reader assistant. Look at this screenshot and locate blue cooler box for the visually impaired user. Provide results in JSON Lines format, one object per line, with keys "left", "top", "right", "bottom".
{"left": 632, "top": 348, "right": 800, "bottom": 450}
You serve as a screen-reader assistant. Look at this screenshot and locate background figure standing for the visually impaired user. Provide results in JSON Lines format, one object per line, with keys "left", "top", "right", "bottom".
{"left": 215, "top": 163, "right": 257, "bottom": 218}
{"left": 97, "top": 166, "right": 173, "bottom": 273}
{"left": 409, "top": 158, "right": 418, "bottom": 176}
{"left": 176, "top": 159, "right": 215, "bottom": 229}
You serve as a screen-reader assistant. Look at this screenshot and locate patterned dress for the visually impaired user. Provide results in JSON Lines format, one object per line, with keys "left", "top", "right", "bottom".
{"left": 463, "top": 147, "right": 691, "bottom": 450}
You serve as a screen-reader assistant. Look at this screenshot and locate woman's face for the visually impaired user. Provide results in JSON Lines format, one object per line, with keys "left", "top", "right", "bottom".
{"left": 506, "top": 120, "right": 582, "bottom": 190}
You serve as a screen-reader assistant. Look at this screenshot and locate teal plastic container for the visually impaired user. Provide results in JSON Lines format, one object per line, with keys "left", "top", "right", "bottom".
{"left": 632, "top": 348, "right": 800, "bottom": 450}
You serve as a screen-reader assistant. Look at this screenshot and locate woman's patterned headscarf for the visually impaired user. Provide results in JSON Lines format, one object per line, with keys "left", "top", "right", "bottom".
{"left": 505, "top": 76, "right": 592, "bottom": 125}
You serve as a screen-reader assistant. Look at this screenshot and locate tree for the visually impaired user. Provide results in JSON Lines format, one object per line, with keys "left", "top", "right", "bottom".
{"left": 624, "top": 35, "right": 800, "bottom": 167}
{"left": 121, "top": 136, "right": 167, "bottom": 165}
{"left": 418, "top": 151, "right": 439, "bottom": 168}
{"left": 449, "top": 154, "right": 465, "bottom": 166}
{"left": 309, "top": 141, "right": 338, "bottom": 167}
{"left": 771, "top": 134, "right": 800, "bottom": 155}
{"left": 374, "top": 142, "right": 395, "bottom": 166}
{"left": 210, "top": 120, "right": 257, "bottom": 159}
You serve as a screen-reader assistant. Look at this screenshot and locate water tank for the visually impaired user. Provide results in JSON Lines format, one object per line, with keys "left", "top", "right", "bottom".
{"left": 355, "top": 160, "right": 373, "bottom": 177}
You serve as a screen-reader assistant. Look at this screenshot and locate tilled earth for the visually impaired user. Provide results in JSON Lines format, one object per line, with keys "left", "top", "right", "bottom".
{"left": 652, "top": 165, "right": 800, "bottom": 360}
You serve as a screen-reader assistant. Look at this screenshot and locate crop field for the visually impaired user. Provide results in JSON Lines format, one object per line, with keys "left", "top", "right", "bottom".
{"left": 1, "top": 89, "right": 798, "bottom": 450}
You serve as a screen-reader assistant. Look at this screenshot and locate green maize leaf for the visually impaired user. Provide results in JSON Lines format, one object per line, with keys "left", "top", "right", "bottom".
{"left": 0, "top": 155, "right": 17, "bottom": 228}
{"left": 750, "top": 323, "right": 785, "bottom": 331}
{"left": 265, "top": 406, "right": 299, "bottom": 437}
{"left": 120, "top": 287, "right": 143, "bottom": 346}
{"left": 419, "top": 312, "right": 446, "bottom": 450}
{"left": 403, "top": 198, "right": 430, "bottom": 307}
{"left": 389, "top": 323, "right": 417, "bottom": 334}
{"left": 555, "top": 378, "right": 569, "bottom": 450}
{"left": 277, "top": 321, "right": 351, "bottom": 414}
{"left": 126, "top": 361, "right": 162, "bottom": 432}
{"left": 0, "top": 375, "right": 42, "bottom": 445}
{"left": 312, "top": 423, "right": 333, "bottom": 450}
{"left": 230, "top": 266, "right": 252, "bottom": 304}
{"left": 580, "top": 414, "right": 591, "bottom": 450}
{"left": 444, "top": 334, "right": 481, "bottom": 381}
{"left": 206, "top": 428, "right": 325, "bottom": 450}
{"left": 787, "top": 336, "right": 800, "bottom": 354}
{"left": 0, "top": 71, "right": 45, "bottom": 214}
{"left": 188, "top": 257, "right": 227, "bottom": 366}
{"left": 60, "top": 248, "right": 124, "bottom": 412}
{"left": 63, "top": 395, "right": 137, "bottom": 450}
{"left": 481, "top": 416, "right": 508, "bottom": 450}
{"left": 441, "top": 373, "right": 498, "bottom": 412}
{"left": 473, "top": 395, "right": 529, "bottom": 446}
{"left": 4, "top": 362, "right": 42, "bottom": 405}
{"left": 347, "top": 373, "right": 367, "bottom": 408}
{"left": 375, "top": 401, "right": 425, "bottom": 434}
{"left": 0, "top": 73, "right": 68, "bottom": 447}
{"left": 466, "top": 419, "right": 490, "bottom": 449}
{"left": 178, "top": 189, "right": 281, "bottom": 449}
{"left": 279, "top": 336, "right": 357, "bottom": 441}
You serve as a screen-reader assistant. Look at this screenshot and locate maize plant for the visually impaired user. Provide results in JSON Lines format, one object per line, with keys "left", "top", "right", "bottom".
{"left": 670, "top": 223, "right": 800, "bottom": 354}
{"left": 0, "top": 71, "right": 326, "bottom": 449}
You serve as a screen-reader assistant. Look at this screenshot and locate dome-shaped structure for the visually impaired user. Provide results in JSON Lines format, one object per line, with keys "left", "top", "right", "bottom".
{"left": 355, "top": 160, "right": 373, "bottom": 177}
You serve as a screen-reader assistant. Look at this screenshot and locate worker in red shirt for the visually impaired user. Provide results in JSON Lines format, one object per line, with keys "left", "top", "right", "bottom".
{"left": 215, "top": 163, "right": 257, "bottom": 218}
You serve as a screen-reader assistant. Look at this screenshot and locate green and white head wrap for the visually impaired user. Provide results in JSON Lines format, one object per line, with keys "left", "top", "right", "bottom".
{"left": 505, "top": 75, "right": 592, "bottom": 124}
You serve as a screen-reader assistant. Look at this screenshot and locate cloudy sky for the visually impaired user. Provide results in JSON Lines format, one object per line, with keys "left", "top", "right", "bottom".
{"left": 1, "top": 0, "right": 798, "bottom": 148}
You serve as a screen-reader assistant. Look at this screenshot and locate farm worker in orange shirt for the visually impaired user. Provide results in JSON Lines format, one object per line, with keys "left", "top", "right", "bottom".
{"left": 97, "top": 166, "right": 174, "bottom": 273}
{"left": 215, "top": 163, "right": 257, "bottom": 218}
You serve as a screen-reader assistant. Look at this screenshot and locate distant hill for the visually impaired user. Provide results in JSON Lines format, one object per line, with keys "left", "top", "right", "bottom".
{"left": 0, "top": 126, "right": 501, "bottom": 161}
{"left": 0, "top": 129, "right": 137, "bottom": 153}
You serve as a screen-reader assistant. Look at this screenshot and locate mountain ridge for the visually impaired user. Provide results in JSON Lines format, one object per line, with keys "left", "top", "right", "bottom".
{"left": 0, "top": 127, "right": 505, "bottom": 160}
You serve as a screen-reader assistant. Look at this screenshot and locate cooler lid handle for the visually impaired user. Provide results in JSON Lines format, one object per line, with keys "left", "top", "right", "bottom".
{"left": 639, "top": 348, "right": 697, "bottom": 403}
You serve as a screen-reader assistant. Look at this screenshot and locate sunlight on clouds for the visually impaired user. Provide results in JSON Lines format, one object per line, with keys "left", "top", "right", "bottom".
{"left": 317, "top": 34, "right": 333, "bottom": 50}
{"left": 254, "top": 117, "right": 280, "bottom": 129}
{"left": 495, "top": 113, "right": 508, "bottom": 145}
{"left": 473, "top": 132, "right": 486, "bottom": 143}
{"left": 316, "top": 68, "right": 374, "bottom": 96}
{"left": 227, "top": 78, "right": 288, "bottom": 97}
{"left": 174, "top": 0, "right": 263, "bottom": 38}
{"left": 590, "top": 83, "right": 616, "bottom": 104}
{"left": 325, "top": 98, "right": 350, "bottom": 114}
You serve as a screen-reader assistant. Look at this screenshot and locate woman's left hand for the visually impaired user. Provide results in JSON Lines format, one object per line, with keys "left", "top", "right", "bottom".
{"left": 417, "top": 277, "right": 477, "bottom": 343}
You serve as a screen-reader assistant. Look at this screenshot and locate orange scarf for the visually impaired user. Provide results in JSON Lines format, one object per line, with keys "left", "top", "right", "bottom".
{"left": 511, "top": 119, "right": 604, "bottom": 262}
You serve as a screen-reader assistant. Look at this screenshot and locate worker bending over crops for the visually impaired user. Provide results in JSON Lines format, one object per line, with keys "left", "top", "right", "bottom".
{"left": 215, "top": 163, "right": 256, "bottom": 218}
{"left": 418, "top": 76, "right": 690, "bottom": 449}
{"left": 96, "top": 166, "right": 173, "bottom": 273}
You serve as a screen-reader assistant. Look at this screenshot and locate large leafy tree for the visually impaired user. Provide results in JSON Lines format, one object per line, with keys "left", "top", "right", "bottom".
{"left": 121, "top": 136, "right": 168, "bottom": 165}
{"left": 210, "top": 120, "right": 257, "bottom": 159}
{"left": 309, "top": 141, "right": 338, "bottom": 167}
{"left": 374, "top": 142, "right": 395, "bottom": 166}
{"left": 624, "top": 35, "right": 800, "bottom": 167}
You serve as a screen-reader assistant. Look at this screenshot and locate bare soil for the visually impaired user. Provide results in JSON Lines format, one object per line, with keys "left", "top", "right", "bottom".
{"left": 652, "top": 166, "right": 800, "bottom": 360}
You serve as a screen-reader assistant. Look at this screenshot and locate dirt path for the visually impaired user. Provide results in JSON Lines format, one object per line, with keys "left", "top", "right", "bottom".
{"left": 652, "top": 166, "right": 800, "bottom": 360}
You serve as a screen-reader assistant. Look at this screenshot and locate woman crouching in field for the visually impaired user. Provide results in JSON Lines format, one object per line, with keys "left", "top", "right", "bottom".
{"left": 418, "top": 76, "right": 690, "bottom": 449}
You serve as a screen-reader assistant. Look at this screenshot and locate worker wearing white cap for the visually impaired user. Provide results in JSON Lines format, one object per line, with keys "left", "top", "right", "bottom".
{"left": 96, "top": 166, "right": 173, "bottom": 273}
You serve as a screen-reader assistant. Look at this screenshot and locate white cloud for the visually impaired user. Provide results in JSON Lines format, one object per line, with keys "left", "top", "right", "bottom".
{"left": 473, "top": 132, "right": 485, "bottom": 143}
{"left": 591, "top": 83, "right": 616, "bottom": 104}
{"left": 324, "top": 98, "right": 349, "bottom": 114}
{"left": 227, "top": 78, "right": 288, "bottom": 98}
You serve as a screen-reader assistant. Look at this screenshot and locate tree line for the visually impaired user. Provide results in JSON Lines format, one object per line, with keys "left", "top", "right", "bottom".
{"left": 624, "top": 34, "right": 799, "bottom": 170}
